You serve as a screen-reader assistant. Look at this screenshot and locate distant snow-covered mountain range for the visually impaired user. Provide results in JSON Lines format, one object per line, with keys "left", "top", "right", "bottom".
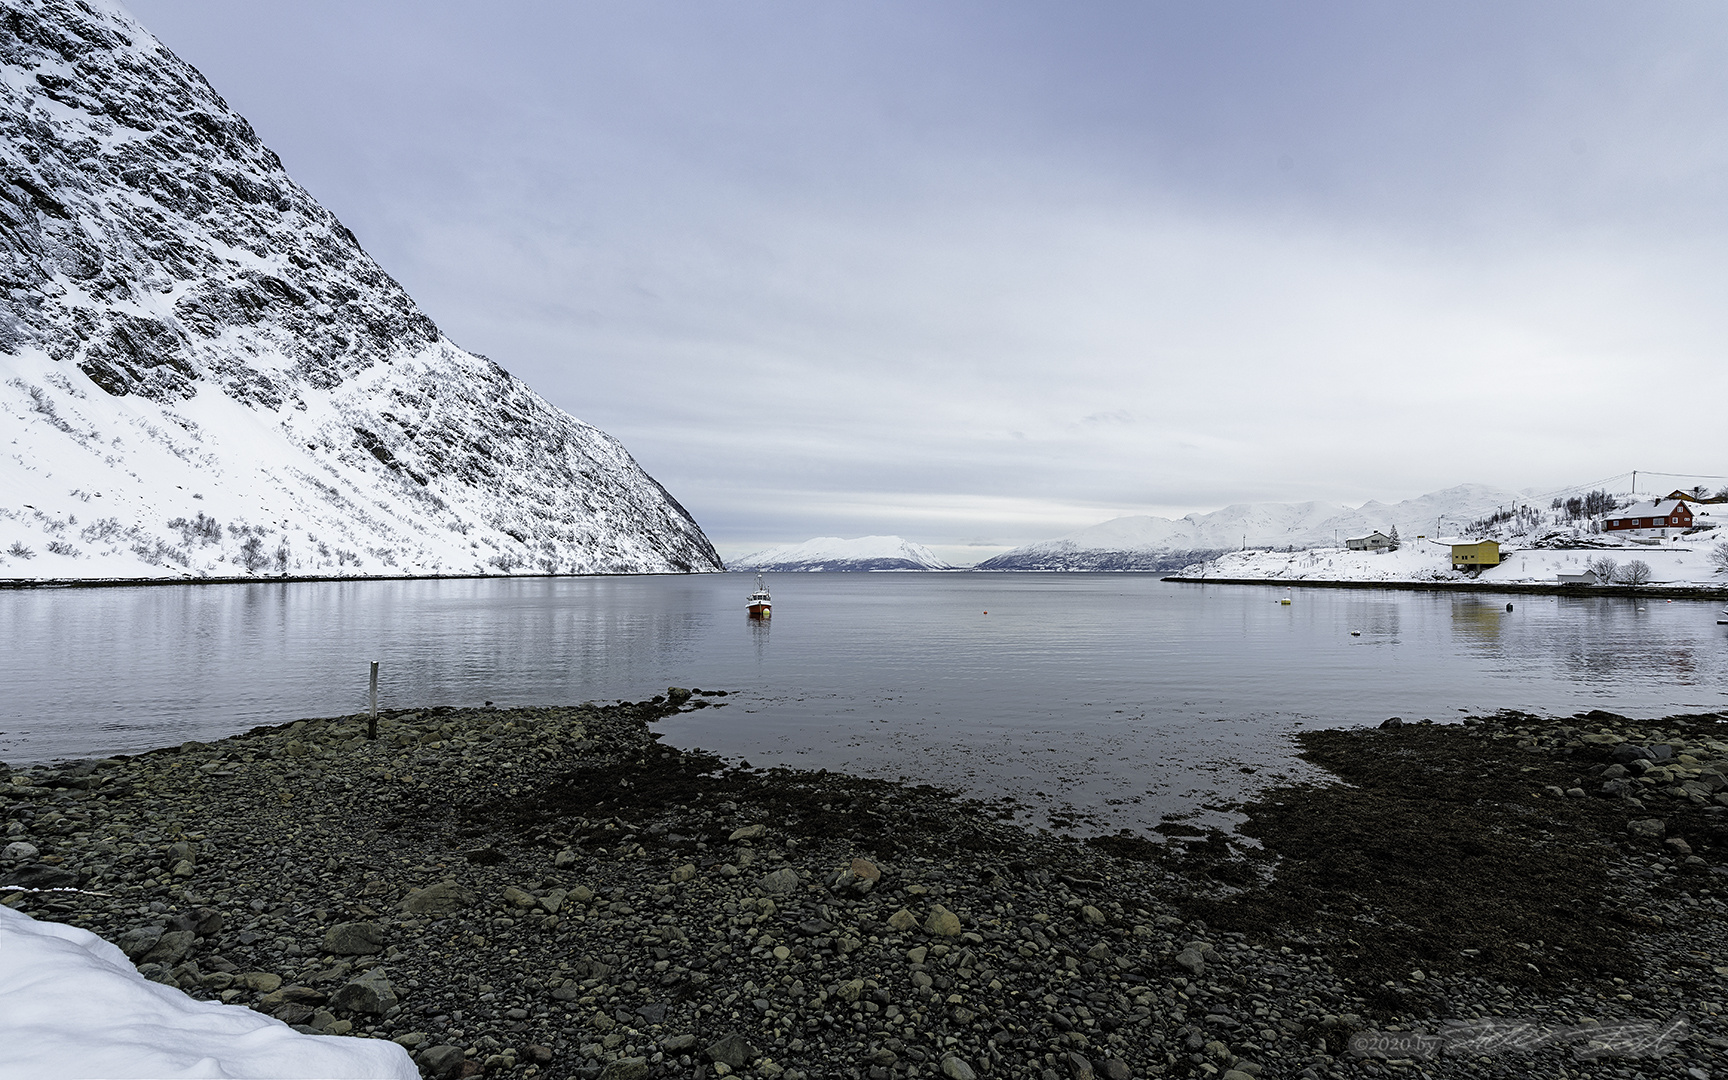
{"left": 732, "top": 536, "right": 952, "bottom": 572}
{"left": 976, "top": 484, "right": 1533, "bottom": 570}
{"left": 735, "top": 485, "right": 1568, "bottom": 572}
{"left": 0, "top": 0, "right": 721, "bottom": 580}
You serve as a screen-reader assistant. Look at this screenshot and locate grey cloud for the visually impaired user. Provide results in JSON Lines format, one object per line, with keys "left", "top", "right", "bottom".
{"left": 126, "top": 1, "right": 1728, "bottom": 559}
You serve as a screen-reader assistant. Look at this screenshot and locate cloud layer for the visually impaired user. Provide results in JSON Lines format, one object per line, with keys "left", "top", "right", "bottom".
{"left": 127, "top": 1, "right": 1728, "bottom": 561}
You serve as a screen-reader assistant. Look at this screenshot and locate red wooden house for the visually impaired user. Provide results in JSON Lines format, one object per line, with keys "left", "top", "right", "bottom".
{"left": 1604, "top": 499, "right": 1693, "bottom": 535}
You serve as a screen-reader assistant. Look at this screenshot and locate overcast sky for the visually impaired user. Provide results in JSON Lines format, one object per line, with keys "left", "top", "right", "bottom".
{"left": 127, "top": 1, "right": 1728, "bottom": 563}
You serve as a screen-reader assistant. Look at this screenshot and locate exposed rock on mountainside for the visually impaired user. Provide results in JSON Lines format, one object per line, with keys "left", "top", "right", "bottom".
{"left": 732, "top": 535, "right": 952, "bottom": 572}
{"left": 0, "top": 0, "right": 721, "bottom": 579}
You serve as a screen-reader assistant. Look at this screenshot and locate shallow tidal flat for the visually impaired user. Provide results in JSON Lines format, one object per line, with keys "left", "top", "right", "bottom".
{"left": 2, "top": 698, "right": 1726, "bottom": 1080}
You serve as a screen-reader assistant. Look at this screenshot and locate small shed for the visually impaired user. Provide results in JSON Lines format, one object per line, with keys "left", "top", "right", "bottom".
{"left": 1450, "top": 540, "right": 1501, "bottom": 569}
{"left": 1345, "top": 531, "right": 1394, "bottom": 551}
{"left": 1605, "top": 500, "right": 1693, "bottom": 536}
{"left": 1557, "top": 569, "right": 1599, "bottom": 586}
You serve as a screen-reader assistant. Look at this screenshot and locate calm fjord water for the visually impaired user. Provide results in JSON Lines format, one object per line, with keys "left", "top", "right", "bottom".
{"left": 4, "top": 573, "right": 1725, "bottom": 832}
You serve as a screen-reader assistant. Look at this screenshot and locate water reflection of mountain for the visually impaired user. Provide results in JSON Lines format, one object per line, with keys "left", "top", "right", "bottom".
{"left": 1545, "top": 597, "right": 1702, "bottom": 687}
{"left": 1355, "top": 602, "right": 1402, "bottom": 642}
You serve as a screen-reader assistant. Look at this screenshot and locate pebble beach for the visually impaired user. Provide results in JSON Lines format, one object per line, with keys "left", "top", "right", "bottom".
{"left": 2, "top": 694, "right": 1725, "bottom": 1080}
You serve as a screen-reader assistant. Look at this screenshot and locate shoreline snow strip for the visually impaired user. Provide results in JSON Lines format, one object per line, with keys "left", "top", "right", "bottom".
{"left": 1163, "top": 576, "right": 1728, "bottom": 600}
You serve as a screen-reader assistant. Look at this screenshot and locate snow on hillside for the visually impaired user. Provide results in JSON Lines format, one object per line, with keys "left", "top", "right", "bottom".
{"left": 1183, "top": 532, "right": 1728, "bottom": 589}
{"left": 732, "top": 535, "right": 952, "bottom": 571}
{"left": 978, "top": 484, "right": 1528, "bottom": 571}
{"left": 0, "top": 0, "right": 721, "bottom": 580}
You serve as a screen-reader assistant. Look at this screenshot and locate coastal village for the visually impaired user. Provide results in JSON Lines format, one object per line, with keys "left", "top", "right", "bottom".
{"left": 1180, "top": 488, "right": 1728, "bottom": 592}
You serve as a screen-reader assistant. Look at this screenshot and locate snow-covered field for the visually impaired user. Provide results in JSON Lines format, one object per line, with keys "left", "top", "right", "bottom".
{"left": 1184, "top": 534, "right": 1728, "bottom": 590}
{"left": 731, "top": 535, "right": 952, "bottom": 571}
{"left": 1, "top": 902, "right": 415, "bottom": 1079}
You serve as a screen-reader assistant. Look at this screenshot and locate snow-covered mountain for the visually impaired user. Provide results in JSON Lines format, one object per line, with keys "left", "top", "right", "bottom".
{"left": 977, "top": 484, "right": 1529, "bottom": 571}
{"left": 0, "top": 0, "right": 721, "bottom": 580}
{"left": 732, "top": 536, "right": 952, "bottom": 572}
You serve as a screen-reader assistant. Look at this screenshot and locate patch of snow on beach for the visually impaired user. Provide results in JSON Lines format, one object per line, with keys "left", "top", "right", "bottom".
{"left": 0, "top": 902, "right": 416, "bottom": 1079}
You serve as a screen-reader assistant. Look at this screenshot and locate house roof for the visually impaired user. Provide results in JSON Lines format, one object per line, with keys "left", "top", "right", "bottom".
{"left": 1612, "top": 500, "right": 1690, "bottom": 519}
{"left": 1665, "top": 490, "right": 1728, "bottom": 504}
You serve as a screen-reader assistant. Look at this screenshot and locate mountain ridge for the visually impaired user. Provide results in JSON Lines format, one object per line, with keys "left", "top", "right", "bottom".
{"left": 0, "top": 0, "right": 722, "bottom": 579}
{"left": 732, "top": 535, "right": 952, "bottom": 572}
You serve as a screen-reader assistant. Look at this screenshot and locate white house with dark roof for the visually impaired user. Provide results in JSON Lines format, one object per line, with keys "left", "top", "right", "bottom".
{"left": 1345, "top": 531, "right": 1395, "bottom": 551}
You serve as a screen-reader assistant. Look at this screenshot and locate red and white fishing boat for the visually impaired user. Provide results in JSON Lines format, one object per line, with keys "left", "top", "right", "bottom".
{"left": 747, "top": 573, "right": 772, "bottom": 619}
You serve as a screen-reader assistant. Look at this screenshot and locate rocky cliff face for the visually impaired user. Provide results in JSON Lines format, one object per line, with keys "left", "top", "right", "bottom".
{"left": 0, "top": 0, "right": 722, "bottom": 578}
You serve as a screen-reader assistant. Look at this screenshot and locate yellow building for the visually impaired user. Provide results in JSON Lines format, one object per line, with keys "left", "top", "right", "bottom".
{"left": 1450, "top": 540, "right": 1501, "bottom": 569}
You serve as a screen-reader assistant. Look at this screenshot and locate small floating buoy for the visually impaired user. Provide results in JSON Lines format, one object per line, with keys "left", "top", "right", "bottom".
{"left": 1506, "top": 603, "right": 1513, "bottom": 612}
{"left": 982, "top": 611, "right": 987, "bottom": 615}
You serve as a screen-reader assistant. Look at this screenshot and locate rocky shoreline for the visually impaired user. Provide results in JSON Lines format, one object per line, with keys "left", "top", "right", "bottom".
{"left": 2, "top": 696, "right": 1726, "bottom": 1079}
{"left": 1162, "top": 576, "right": 1728, "bottom": 600}
{"left": 0, "top": 570, "right": 711, "bottom": 590}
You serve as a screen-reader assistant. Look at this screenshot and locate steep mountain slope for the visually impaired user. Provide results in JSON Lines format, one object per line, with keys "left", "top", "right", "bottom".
{"left": 732, "top": 535, "right": 952, "bottom": 571}
{"left": 0, "top": 0, "right": 721, "bottom": 579}
{"left": 978, "top": 484, "right": 1528, "bottom": 570}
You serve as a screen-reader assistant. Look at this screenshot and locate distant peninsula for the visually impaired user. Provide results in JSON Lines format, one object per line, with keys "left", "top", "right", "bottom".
{"left": 730, "top": 536, "right": 952, "bottom": 572}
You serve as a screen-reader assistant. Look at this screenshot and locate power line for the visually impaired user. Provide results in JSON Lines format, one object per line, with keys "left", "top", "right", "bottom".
{"left": 1526, "top": 472, "right": 1632, "bottom": 503}
{"left": 1528, "top": 470, "right": 1727, "bottom": 506}
{"left": 1625, "top": 470, "right": 1728, "bottom": 480}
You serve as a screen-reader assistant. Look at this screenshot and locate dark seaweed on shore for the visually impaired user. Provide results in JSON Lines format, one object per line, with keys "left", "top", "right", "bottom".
{"left": 463, "top": 703, "right": 1023, "bottom": 864}
{"left": 1180, "top": 715, "right": 1728, "bottom": 1000}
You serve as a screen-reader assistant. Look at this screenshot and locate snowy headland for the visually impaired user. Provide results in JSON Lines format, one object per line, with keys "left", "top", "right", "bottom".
{"left": 730, "top": 535, "right": 953, "bottom": 572}
{"left": 974, "top": 482, "right": 1728, "bottom": 594}
{"left": 1172, "top": 534, "right": 1728, "bottom": 595}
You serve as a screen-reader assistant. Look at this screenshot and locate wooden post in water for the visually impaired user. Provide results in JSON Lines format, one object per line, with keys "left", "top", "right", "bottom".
{"left": 368, "top": 660, "right": 379, "bottom": 740}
